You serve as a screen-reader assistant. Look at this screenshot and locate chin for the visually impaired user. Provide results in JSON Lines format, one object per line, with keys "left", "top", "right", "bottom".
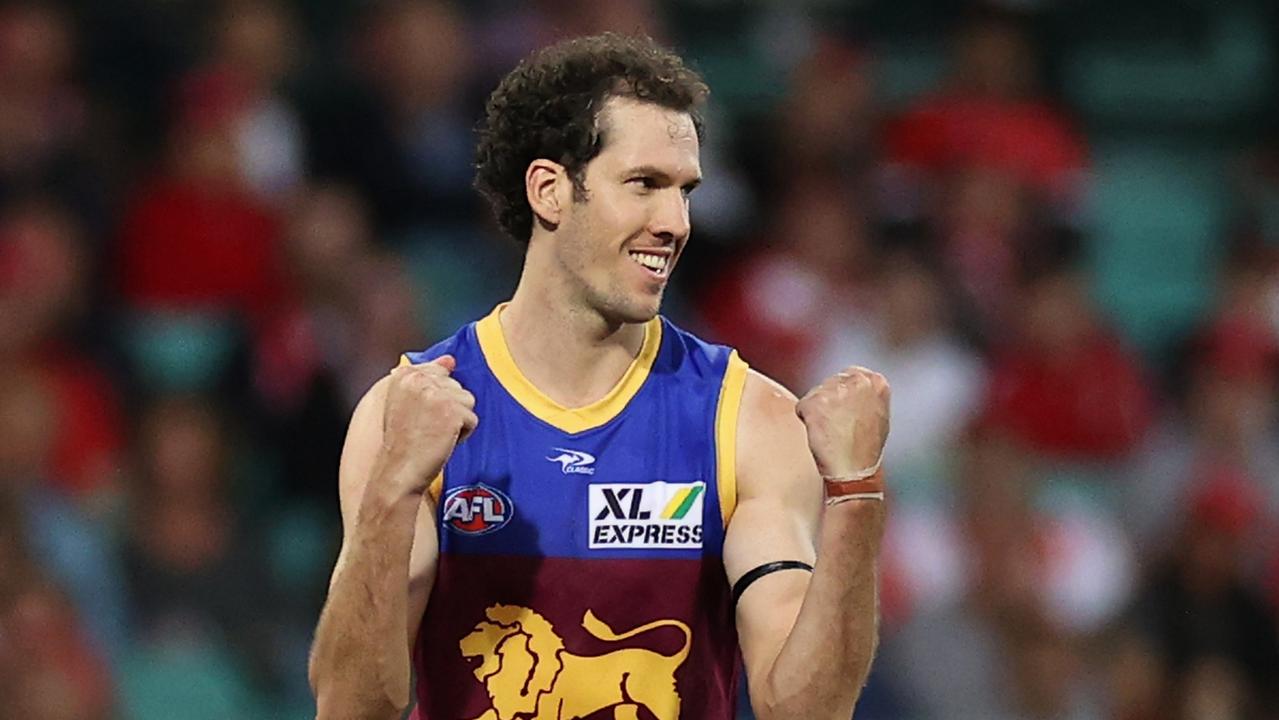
{"left": 616, "top": 304, "right": 660, "bottom": 325}
{"left": 603, "top": 294, "right": 662, "bottom": 326}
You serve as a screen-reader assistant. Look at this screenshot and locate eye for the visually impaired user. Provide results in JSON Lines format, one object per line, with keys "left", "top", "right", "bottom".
{"left": 628, "top": 176, "right": 658, "bottom": 191}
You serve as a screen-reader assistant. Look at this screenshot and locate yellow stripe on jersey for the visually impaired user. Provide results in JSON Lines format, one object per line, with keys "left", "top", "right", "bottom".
{"left": 428, "top": 470, "right": 443, "bottom": 503}
{"left": 715, "top": 351, "right": 748, "bottom": 526}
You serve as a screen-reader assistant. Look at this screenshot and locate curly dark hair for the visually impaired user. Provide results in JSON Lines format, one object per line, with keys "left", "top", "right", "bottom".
{"left": 474, "top": 33, "right": 709, "bottom": 242}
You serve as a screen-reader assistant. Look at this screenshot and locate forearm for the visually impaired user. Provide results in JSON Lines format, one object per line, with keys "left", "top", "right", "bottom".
{"left": 310, "top": 464, "right": 425, "bottom": 720}
{"left": 754, "top": 500, "right": 884, "bottom": 720}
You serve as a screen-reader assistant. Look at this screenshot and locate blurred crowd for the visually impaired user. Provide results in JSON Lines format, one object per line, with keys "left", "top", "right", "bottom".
{"left": 0, "top": 1, "right": 1276, "bottom": 719}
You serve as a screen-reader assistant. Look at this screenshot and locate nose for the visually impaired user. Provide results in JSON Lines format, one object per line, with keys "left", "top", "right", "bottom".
{"left": 649, "top": 189, "right": 690, "bottom": 246}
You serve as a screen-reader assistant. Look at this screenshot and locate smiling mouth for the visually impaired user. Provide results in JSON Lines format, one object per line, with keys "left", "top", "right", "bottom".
{"left": 628, "top": 250, "right": 670, "bottom": 277}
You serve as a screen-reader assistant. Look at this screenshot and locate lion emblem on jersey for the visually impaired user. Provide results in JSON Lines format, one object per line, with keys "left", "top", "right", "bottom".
{"left": 458, "top": 604, "right": 691, "bottom": 720}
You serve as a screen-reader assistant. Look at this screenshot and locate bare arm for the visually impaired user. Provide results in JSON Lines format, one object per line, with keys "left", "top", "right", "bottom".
{"left": 309, "top": 358, "right": 476, "bottom": 720}
{"left": 724, "top": 369, "right": 887, "bottom": 720}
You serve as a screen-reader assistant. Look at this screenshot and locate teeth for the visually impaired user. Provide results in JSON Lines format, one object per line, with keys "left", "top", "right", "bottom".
{"left": 629, "top": 252, "right": 668, "bottom": 273}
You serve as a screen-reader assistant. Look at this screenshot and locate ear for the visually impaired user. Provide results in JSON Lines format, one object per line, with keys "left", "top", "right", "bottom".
{"left": 526, "top": 158, "right": 570, "bottom": 230}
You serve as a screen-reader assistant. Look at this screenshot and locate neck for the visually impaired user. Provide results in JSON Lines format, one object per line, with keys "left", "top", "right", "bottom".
{"left": 500, "top": 255, "right": 648, "bottom": 409}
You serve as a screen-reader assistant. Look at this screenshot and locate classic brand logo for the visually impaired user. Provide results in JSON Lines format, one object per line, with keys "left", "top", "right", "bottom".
{"left": 589, "top": 482, "right": 705, "bottom": 549}
{"left": 546, "top": 448, "right": 596, "bottom": 475}
{"left": 441, "top": 484, "right": 514, "bottom": 536}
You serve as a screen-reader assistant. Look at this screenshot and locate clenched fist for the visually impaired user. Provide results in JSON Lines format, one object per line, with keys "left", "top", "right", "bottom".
{"left": 796, "top": 366, "right": 890, "bottom": 480}
{"left": 378, "top": 355, "right": 477, "bottom": 494}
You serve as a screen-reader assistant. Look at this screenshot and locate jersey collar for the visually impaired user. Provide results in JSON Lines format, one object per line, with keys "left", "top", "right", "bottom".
{"left": 475, "top": 304, "right": 662, "bottom": 434}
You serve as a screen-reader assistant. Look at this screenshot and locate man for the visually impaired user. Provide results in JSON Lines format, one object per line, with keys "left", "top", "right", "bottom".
{"left": 309, "top": 33, "right": 889, "bottom": 720}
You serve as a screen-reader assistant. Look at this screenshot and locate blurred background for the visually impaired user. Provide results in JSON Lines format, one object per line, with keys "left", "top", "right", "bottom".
{"left": 1, "top": 0, "right": 1277, "bottom": 718}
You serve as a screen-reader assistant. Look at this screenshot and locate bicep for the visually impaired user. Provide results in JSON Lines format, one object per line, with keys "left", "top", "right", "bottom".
{"left": 724, "top": 496, "right": 815, "bottom": 686}
{"left": 329, "top": 375, "right": 440, "bottom": 649}
{"left": 723, "top": 371, "right": 823, "bottom": 685}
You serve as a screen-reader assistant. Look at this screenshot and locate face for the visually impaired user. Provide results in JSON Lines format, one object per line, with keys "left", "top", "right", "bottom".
{"left": 1020, "top": 272, "right": 1094, "bottom": 353}
{"left": 219, "top": 1, "right": 295, "bottom": 86}
{"left": 143, "top": 399, "right": 224, "bottom": 498}
{"left": 880, "top": 255, "right": 942, "bottom": 345}
{"left": 553, "top": 97, "right": 701, "bottom": 324}
{"left": 956, "top": 20, "right": 1034, "bottom": 99}
{"left": 374, "top": 0, "right": 469, "bottom": 106}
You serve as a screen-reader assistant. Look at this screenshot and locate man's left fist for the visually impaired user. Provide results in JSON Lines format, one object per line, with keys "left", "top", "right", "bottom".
{"left": 795, "top": 366, "right": 891, "bottom": 479}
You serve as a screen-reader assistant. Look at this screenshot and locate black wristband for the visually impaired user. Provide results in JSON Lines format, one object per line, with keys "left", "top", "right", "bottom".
{"left": 731, "top": 560, "right": 814, "bottom": 606}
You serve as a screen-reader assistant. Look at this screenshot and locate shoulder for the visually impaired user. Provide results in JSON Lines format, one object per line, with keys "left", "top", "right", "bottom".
{"left": 735, "top": 368, "right": 816, "bottom": 501}
{"left": 339, "top": 374, "right": 394, "bottom": 496}
{"left": 350, "top": 373, "right": 392, "bottom": 428}
{"left": 741, "top": 368, "right": 800, "bottom": 424}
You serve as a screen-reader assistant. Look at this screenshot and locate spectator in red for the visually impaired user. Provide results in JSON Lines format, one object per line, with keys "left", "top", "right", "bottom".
{"left": 884, "top": 8, "right": 1087, "bottom": 201}
{"left": 1126, "top": 242, "right": 1279, "bottom": 551}
{"left": 934, "top": 166, "right": 1038, "bottom": 339}
{"left": 206, "top": 0, "right": 305, "bottom": 203}
{"left": 699, "top": 174, "right": 872, "bottom": 391}
{"left": 255, "top": 182, "right": 429, "bottom": 411}
{"left": 810, "top": 240, "right": 985, "bottom": 482}
{"left": 980, "top": 238, "right": 1153, "bottom": 460}
{"left": 883, "top": 10, "right": 1088, "bottom": 340}
{"left": 1204, "top": 239, "right": 1279, "bottom": 368}
{"left": 116, "top": 65, "right": 285, "bottom": 321}
{"left": 253, "top": 185, "right": 426, "bottom": 518}
{"left": 1120, "top": 469, "right": 1279, "bottom": 719}
{"left": 253, "top": 184, "right": 372, "bottom": 412}
{"left": 0, "top": 198, "right": 124, "bottom": 503}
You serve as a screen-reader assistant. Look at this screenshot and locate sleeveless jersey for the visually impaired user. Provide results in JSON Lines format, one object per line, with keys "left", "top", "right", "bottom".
{"left": 402, "top": 304, "right": 749, "bottom": 720}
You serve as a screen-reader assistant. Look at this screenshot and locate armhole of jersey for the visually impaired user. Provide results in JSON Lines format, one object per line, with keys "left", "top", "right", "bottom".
{"left": 399, "top": 352, "right": 444, "bottom": 503}
{"left": 428, "top": 470, "right": 443, "bottom": 504}
{"left": 715, "top": 350, "right": 749, "bottom": 527}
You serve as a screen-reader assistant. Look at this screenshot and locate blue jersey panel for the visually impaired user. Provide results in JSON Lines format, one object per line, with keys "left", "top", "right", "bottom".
{"left": 405, "top": 316, "right": 735, "bottom": 562}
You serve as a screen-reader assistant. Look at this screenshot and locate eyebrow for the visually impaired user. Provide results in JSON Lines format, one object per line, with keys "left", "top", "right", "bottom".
{"left": 625, "top": 165, "right": 702, "bottom": 190}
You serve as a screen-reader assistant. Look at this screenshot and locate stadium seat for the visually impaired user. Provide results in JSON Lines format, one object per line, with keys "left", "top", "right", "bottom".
{"left": 117, "top": 644, "right": 258, "bottom": 720}
{"left": 1063, "top": 6, "right": 1272, "bottom": 127}
{"left": 119, "top": 311, "right": 242, "bottom": 392}
{"left": 1087, "top": 139, "right": 1227, "bottom": 357}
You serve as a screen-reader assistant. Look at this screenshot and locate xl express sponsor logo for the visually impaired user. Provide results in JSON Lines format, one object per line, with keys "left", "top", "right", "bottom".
{"left": 588, "top": 482, "right": 705, "bottom": 549}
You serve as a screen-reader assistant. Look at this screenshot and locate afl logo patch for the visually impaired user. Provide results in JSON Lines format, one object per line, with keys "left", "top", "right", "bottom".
{"left": 441, "top": 484, "right": 514, "bottom": 536}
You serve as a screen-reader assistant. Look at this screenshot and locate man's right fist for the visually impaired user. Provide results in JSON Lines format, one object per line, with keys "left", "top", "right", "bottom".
{"left": 378, "top": 355, "right": 477, "bottom": 492}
